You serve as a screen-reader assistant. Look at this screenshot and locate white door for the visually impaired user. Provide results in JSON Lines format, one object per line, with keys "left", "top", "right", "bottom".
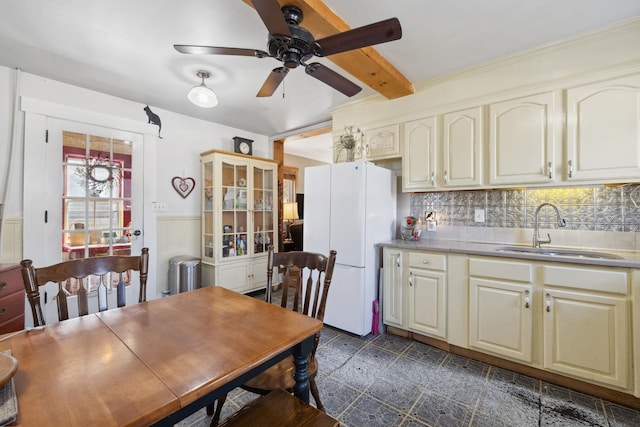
{"left": 24, "top": 118, "right": 144, "bottom": 323}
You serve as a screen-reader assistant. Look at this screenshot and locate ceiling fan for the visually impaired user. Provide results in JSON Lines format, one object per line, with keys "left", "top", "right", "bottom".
{"left": 174, "top": 0, "right": 402, "bottom": 98}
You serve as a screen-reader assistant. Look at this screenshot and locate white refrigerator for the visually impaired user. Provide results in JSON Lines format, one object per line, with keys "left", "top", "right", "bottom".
{"left": 303, "top": 160, "right": 396, "bottom": 336}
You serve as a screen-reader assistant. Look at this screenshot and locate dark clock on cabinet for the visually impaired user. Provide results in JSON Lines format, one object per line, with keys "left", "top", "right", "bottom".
{"left": 233, "top": 137, "right": 253, "bottom": 156}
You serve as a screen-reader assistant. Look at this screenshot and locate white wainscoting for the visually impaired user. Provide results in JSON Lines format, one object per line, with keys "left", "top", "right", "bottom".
{"left": 156, "top": 215, "right": 201, "bottom": 294}
{"left": 0, "top": 217, "right": 23, "bottom": 264}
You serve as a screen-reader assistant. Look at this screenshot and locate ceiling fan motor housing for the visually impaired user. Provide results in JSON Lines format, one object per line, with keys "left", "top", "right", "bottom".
{"left": 268, "top": 25, "right": 314, "bottom": 68}
{"left": 267, "top": 6, "right": 313, "bottom": 68}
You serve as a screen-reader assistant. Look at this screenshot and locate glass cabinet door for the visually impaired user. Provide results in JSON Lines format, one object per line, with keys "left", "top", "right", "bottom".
{"left": 252, "top": 165, "right": 275, "bottom": 253}
{"left": 220, "top": 160, "right": 248, "bottom": 258}
{"left": 203, "top": 160, "right": 214, "bottom": 259}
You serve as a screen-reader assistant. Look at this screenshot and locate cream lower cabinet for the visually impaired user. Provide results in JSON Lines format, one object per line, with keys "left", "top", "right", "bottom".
{"left": 382, "top": 248, "right": 447, "bottom": 340}
{"left": 207, "top": 257, "right": 269, "bottom": 294}
{"left": 468, "top": 257, "right": 534, "bottom": 363}
{"left": 542, "top": 265, "right": 630, "bottom": 389}
{"left": 407, "top": 251, "right": 447, "bottom": 339}
{"left": 382, "top": 247, "right": 404, "bottom": 328}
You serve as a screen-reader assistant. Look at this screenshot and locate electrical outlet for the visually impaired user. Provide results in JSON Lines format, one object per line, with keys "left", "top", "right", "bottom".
{"left": 474, "top": 208, "right": 485, "bottom": 223}
{"left": 427, "top": 221, "right": 436, "bottom": 232}
{"left": 152, "top": 202, "right": 167, "bottom": 212}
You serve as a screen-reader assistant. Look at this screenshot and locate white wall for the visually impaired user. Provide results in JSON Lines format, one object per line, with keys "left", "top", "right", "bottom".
{"left": 0, "top": 67, "right": 270, "bottom": 296}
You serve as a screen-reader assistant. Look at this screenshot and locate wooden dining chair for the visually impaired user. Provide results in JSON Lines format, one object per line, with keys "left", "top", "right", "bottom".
{"left": 20, "top": 247, "right": 149, "bottom": 326}
{"left": 208, "top": 246, "right": 337, "bottom": 426}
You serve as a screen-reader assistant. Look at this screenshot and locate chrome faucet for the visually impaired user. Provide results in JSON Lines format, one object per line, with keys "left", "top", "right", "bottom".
{"left": 533, "top": 203, "right": 566, "bottom": 248}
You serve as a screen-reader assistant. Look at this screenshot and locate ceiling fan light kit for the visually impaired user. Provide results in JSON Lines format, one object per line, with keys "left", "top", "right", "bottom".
{"left": 175, "top": 0, "right": 402, "bottom": 98}
{"left": 188, "top": 70, "right": 219, "bottom": 108}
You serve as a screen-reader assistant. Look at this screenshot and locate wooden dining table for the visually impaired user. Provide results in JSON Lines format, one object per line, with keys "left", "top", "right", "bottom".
{"left": 0, "top": 286, "right": 322, "bottom": 426}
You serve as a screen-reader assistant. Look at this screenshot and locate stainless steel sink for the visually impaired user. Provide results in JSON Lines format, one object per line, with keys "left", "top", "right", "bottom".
{"left": 495, "top": 246, "right": 624, "bottom": 260}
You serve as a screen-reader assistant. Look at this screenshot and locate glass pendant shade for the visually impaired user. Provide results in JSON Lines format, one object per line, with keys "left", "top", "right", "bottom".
{"left": 188, "top": 71, "right": 218, "bottom": 108}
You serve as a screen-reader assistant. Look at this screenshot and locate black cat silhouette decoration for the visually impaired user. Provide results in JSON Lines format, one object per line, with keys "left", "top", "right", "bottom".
{"left": 144, "top": 105, "right": 163, "bottom": 139}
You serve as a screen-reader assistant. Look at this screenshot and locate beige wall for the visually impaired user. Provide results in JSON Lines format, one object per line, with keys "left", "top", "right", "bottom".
{"left": 283, "top": 153, "right": 329, "bottom": 193}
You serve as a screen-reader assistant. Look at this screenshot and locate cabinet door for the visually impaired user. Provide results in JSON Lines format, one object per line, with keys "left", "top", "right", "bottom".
{"left": 469, "top": 278, "right": 533, "bottom": 363}
{"left": 217, "top": 261, "right": 249, "bottom": 292}
{"left": 382, "top": 248, "right": 403, "bottom": 327}
{"left": 442, "top": 107, "right": 483, "bottom": 188}
{"left": 249, "top": 256, "right": 268, "bottom": 292}
{"left": 543, "top": 288, "right": 629, "bottom": 389}
{"left": 402, "top": 116, "right": 437, "bottom": 191}
{"left": 408, "top": 268, "right": 446, "bottom": 339}
{"left": 365, "top": 124, "right": 400, "bottom": 160}
{"left": 566, "top": 74, "right": 640, "bottom": 182}
{"left": 202, "top": 159, "right": 215, "bottom": 262}
{"left": 488, "top": 92, "right": 558, "bottom": 185}
{"left": 251, "top": 161, "right": 277, "bottom": 256}
{"left": 217, "top": 157, "right": 250, "bottom": 260}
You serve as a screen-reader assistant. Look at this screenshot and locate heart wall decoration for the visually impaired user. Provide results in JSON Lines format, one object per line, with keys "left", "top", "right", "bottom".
{"left": 172, "top": 176, "right": 196, "bottom": 199}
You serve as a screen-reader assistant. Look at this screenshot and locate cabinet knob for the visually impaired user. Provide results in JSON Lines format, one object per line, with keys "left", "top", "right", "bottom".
{"left": 567, "top": 160, "right": 574, "bottom": 178}
{"left": 524, "top": 290, "right": 530, "bottom": 309}
{"left": 547, "top": 161, "right": 553, "bottom": 180}
{"left": 396, "top": 255, "right": 400, "bottom": 268}
{"left": 430, "top": 172, "right": 435, "bottom": 186}
{"left": 409, "top": 272, "right": 413, "bottom": 287}
{"left": 422, "top": 260, "right": 429, "bottom": 264}
{"left": 444, "top": 171, "right": 449, "bottom": 184}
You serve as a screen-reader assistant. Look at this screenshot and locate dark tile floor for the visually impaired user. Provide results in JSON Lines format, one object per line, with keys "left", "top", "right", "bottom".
{"left": 177, "top": 298, "right": 640, "bottom": 426}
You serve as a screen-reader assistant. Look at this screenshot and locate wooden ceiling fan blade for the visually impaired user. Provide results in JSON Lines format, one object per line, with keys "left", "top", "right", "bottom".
{"left": 250, "top": 0, "right": 291, "bottom": 37}
{"left": 305, "top": 63, "right": 362, "bottom": 97}
{"left": 174, "top": 45, "right": 268, "bottom": 57}
{"left": 257, "top": 67, "right": 289, "bottom": 97}
{"left": 314, "top": 18, "right": 402, "bottom": 57}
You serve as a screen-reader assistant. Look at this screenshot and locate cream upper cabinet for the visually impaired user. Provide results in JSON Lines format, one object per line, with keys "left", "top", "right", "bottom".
{"left": 542, "top": 265, "right": 630, "bottom": 389}
{"left": 468, "top": 257, "right": 534, "bottom": 363}
{"left": 382, "top": 247, "right": 404, "bottom": 328}
{"left": 566, "top": 73, "right": 640, "bottom": 182}
{"left": 364, "top": 124, "right": 400, "bottom": 160}
{"left": 402, "top": 116, "right": 438, "bottom": 191}
{"left": 407, "top": 251, "right": 447, "bottom": 339}
{"left": 442, "top": 106, "right": 483, "bottom": 188}
{"left": 488, "top": 91, "right": 559, "bottom": 186}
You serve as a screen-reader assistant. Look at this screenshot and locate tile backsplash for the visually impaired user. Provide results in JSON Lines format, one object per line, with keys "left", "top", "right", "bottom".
{"left": 410, "top": 185, "right": 640, "bottom": 232}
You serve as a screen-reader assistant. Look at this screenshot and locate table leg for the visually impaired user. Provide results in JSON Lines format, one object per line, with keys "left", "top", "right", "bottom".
{"left": 292, "top": 336, "right": 313, "bottom": 403}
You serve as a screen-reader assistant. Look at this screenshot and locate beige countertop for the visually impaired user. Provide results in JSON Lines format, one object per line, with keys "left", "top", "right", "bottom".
{"left": 378, "top": 239, "right": 640, "bottom": 269}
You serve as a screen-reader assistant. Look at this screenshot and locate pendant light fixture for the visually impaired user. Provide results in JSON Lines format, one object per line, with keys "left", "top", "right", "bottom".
{"left": 188, "top": 70, "right": 218, "bottom": 108}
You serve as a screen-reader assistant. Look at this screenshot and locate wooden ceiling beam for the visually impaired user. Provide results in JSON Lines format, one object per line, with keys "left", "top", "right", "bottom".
{"left": 242, "top": 0, "right": 414, "bottom": 99}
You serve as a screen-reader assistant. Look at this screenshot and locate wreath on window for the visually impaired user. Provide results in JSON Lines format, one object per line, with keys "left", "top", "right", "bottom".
{"left": 74, "top": 155, "right": 120, "bottom": 196}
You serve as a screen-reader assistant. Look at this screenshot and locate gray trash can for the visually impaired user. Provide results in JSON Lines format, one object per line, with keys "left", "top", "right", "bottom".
{"left": 169, "top": 255, "right": 201, "bottom": 294}
{"left": 179, "top": 259, "right": 201, "bottom": 293}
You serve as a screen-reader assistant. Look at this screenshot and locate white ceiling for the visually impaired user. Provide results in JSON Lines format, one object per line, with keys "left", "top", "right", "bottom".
{"left": 1, "top": 0, "right": 639, "bottom": 145}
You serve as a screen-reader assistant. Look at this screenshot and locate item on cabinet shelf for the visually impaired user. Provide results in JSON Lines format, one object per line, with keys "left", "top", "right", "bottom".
{"left": 238, "top": 177, "right": 247, "bottom": 187}
{"left": 171, "top": 176, "right": 196, "bottom": 199}
{"left": 335, "top": 125, "right": 364, "bottom": 162}
{"left": 223, "top": 225, "right": 233, "bottom": 233}
{"left": 237, "top": 190, "right": 247, "bottom": 209}
{"left": 224, "top": 188, "right": 235, "bottom": 209}
{"left": 233, "top": 136, "right": 253, "bottom": 156}
{"left": 401, "top": 216, "right": 417, "bottom": 240}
